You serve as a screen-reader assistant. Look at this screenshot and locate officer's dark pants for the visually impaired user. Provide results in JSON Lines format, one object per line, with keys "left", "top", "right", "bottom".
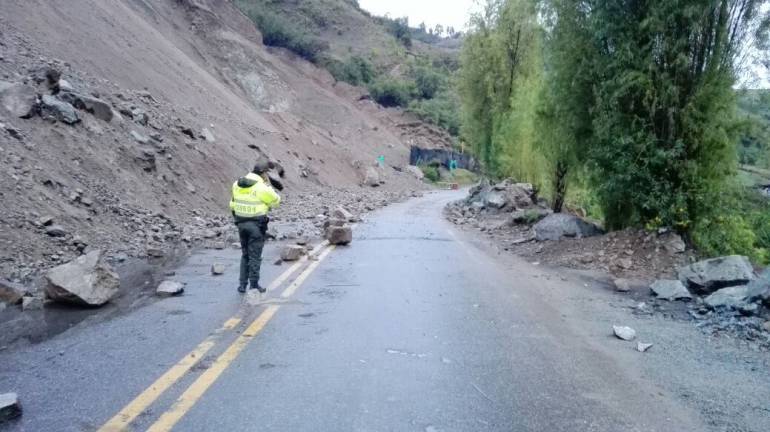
{"left": 237, "top": 217, "right": 268, "bottom": 289}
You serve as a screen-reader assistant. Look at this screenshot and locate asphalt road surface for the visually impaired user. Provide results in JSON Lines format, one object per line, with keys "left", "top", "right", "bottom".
{"left": 0, "top": 190, "right": 747, "bottom": 431}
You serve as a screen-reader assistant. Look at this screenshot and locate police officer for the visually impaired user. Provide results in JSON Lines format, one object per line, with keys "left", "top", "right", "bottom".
{"left": 230, "top": 158, "right": 281, "bottom": 293}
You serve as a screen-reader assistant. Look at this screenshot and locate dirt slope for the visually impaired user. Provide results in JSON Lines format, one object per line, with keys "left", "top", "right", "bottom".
{"left": 0, "top": 0, "right": 431, "bottom": 284}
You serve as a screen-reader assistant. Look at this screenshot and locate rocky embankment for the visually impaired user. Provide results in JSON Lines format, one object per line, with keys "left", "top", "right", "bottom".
{"left": 447, "top": 179, "right": 770, "bottom": 349}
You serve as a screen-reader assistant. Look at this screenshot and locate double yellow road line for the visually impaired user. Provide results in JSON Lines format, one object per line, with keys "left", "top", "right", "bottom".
{"left": 99, "top": 243, "right": 335, "bottom": 432}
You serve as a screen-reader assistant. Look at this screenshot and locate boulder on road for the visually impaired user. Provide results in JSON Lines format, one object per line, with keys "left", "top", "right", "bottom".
{"left": 156, "top": 281, "right": 185, "bottom": 297}
{"left": 326, "top": 226, "right": 353, "bottom": 245}
{"left": 534, "top": 213, "right": 603, "bottom": 241}
{"left": 0, "top": 279, "right": 26, "bottom": 305}
{"left": 678, "top": 255, "right": 754, "bottom": 295}
{"left": 44, "top": 250, "right": 120, "bottom": 307}
{"left": 704, "top": 286, "right": 751, "bottom": 310}
{"left": 40, "top": 95, "right": 79, "bottom": 124}
{"left": 0, "top": 81, "right": 37, "bottom": 118}
{"left": 613, "top": 325, "right": 636, "bottom": 341}
{"left": 650, "top": 280, "right": 692, "bottom": 301}
{"left": 0, "top": 392, "right": 22, "bottom": 422}
{"left": 281, "top": 245, "right": 306, "bottom": 262}
{"left": 211, "top": 263, "right": 225, "bottom": 275}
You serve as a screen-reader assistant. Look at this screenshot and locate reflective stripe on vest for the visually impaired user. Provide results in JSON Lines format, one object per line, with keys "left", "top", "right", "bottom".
{"left": 232, "top": 192, "right": 268, "bottom": 218}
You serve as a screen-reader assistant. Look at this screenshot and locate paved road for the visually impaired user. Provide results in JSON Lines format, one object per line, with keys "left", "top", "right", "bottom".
{"left": 1, "top": 191, "right": 709, "bottom": 431}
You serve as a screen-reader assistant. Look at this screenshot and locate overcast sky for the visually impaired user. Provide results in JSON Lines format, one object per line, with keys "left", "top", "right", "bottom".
{"left": 358, "top": 0, "right": 478, "bottom": 31}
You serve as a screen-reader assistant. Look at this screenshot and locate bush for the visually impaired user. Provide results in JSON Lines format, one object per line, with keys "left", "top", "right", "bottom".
{"left": 410, "top": 65, "right": 444, "bottom": 99}
{"left": 326, "top": 56, "right": 374, "bottom": 85}
{"left": 368, "top": 78, "right": 416, "bottom": 107}
{"left": 247, "top": 10, "right": 326, "bottom": 63}
{"left": 407, "top": 92, "right": 460, "bottom": 136}
{"left": 420, "top": 165, "right": 440, "bottom": 182}
{"left": 692, "top": 186, "right": 770, "bottom": 264}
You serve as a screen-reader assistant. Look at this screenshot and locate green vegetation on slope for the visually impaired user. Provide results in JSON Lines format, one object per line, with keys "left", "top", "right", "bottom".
{"left": 234, "top": 0, "right": 462, "bottom": 136}
{"left": 458, "top": 0, "right": 770, "bottom": 262}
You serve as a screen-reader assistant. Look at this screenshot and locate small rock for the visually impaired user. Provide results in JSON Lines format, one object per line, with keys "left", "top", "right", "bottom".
{"left": 45, "top": 225, "right": 68, "bottom": 237}
{"left": 281, "top": 245, "right": 306, "bottom": 262}
{"left": 0, "top": 279, "right": 26, "bottom": 305}
{"left": 21, "top": 296, "right": 44, "bottom": 311}
{"left": 636, "top": 342, "right": 653, "bottom": 353}
{"left": 0, "top": 81, "right": 37, "bottom": 118}
{"left": 38, "top": 216, "right": 54, "bottom": 226}
{"left": 363, "top": 167, "right": 381, "bottom": 187}
{"left": 211, "top": 263, "right": 225, "bottom": 275}
{"left": 762, "top": 321, "right": 770, "bottom": 332}
{"left": 613, "top": 279, "right": 631, "bottom": 292}
{"left": 613, "top": 325, "right": 636, "bottom": 341}
{"left": 660, "top": 232, "right": 686, "bottom": 254}
{"left": 131, "top": 130, "right": 150, "bottom": 144}
{"left": 0, "top": 392, "right": 22, "bottom": 422}
{"left": 156, "top": 281, "right": 185, "bottom": 297}
{"left": 58, "top": 92, "right": 113, "bottom": 122}
{"left": 273, "top": 258, "right": 283, "bottom": 266}
{"left": 146, "top": 247, "right": 164, "bottom": 258}
{"left": 200, "top": 127, "right": 216, "bottom": 142}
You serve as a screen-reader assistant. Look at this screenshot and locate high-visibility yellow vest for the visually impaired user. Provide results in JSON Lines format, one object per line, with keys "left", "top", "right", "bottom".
{"left": 229, "top": 173, "right": 281, "bottom": 219}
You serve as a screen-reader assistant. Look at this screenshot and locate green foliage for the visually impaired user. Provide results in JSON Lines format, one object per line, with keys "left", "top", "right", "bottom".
{"left": 368, "top": 77, "right": 417, "bottom": 107}
{"left": 737, "top": 89, "right": 770, "bottom": 168}
{"left": 244, "top": 9, "right": 326, "bottom": 63}
{"left": 420, "top": 165, "right": 441, "bottom": 182}
{"left": 378, "top": 16, "right": 412, "bottom": 47}
{"left": 411, "top": 65, "right": 444, "bottom": 99}
{"left": 692, "top": 184, "right": 770, "bottom": 264}
{"left": 407, "top": 90, "right": 461, "bottom": 135}
{"left": 326, "top": 56, "right": 374, "bottom": 85}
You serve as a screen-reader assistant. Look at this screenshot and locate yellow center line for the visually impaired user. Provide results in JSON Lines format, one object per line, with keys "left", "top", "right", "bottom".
{"left": 98, "top": 242, "right": 331, "bottom": 432}
{"left": 145, "top": 245, "right": 336, "bottom": 432}
{"left": 97, "top": 317, "right": 241, "bottom": 432}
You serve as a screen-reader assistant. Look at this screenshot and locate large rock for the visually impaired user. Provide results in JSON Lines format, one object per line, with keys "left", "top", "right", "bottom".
{"left": 0, "top": 393, "right": 22, "bottom": 422}
{"left": 45, "top": 250, "right": 119, "bottom": 306}
{"left": 678, "top": 255, "right": 754, "bottom": 295}
{"left": 333, "top": 206, "right": 355, "bottom": 222}
{"left": 704, "top": 286, "right": 751, "bottom": 310}
{"left": 364, "top": 167, "right": 381, "bottom": 187}
{"left": 483, "top": 191, "right": 507, "bottom": 209}
{"left": 534, "top": 213, "right": 603, "bottom": 241}
{"left": 494, "top": 180, "right": 536, "bottom": 209}
{"left": 406, "top": 165, "right": 424, "bottom": 180}
{"left": 0, "top": 82, "right": 37, "bottom": 118}
{"left": 650, "top": 280, "right": 692, "bottom": 301}
{"left": 0, "top": 279, "right": 26, "bottom": 305}
{"left": 745, "top": 268, "right": 770, "bottom": 305}
{"left": 326, "top": 226, "right": 353, "bottom": 245}
{"left": 58, "top": 92, "right": 113, "bottom": 122}
{"left": 40, "top": 95, "right": 79, "bottom": 124}
{"left": 613, "top": 325, "right": 636, "bottom": 341}
{"left": 281, "top": 245, "right": 305, "bottom": 262}
{"left": 156, "top": 281, "right": 185, "bottom": 297}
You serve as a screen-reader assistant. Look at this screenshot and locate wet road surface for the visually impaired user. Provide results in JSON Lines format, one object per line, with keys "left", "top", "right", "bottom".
{"left": 0, "top": 190, "right": 707, "bottom": 431}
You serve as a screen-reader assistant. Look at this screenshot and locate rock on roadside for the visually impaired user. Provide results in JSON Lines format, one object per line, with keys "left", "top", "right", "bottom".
{"left": 613, "top": 325, "right": 637, "bottom": 341}
{"left": 211, "top": 263, "right": 225, "bottom": 275}
{"left": 650, "top": 280, "right": 692, "bottom": 301}
{"left": 0, "top": 393, "right": 22, "bottom": 422}
{"left": 44, "top": 250, "right": 120, "bottom": 306}
{"left": 156, "top": 281, "right": 185, "bottom": 297}
{"left": 326, "top": 226, "right": 353, "bottom": 245}
{"left": 281, "top": 245, "right": 306, "bottom": 262}
{"left": 333, "top": 206, "right": 355, "bottom": 222}
{"left": 0, "top": 279, "right": 26, "bottom": 305}
{"left": 678, "top": 255, "right": 754, "bottom": 295}
{"left": 534, "top": 213, "right": 603, "bottom": 241}
{"left": 704, "top": 286, "right": 751, "bottom": 310}
{"left": 637, "top": 342, "right": 653, "bottom": 352}
{"left": 364, "top": 167, "right": 381, "bottom": 187}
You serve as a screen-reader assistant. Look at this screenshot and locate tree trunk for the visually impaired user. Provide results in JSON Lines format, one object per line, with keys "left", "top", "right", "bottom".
{"left": 552, "top": 160, "right": 568, "bottom": 213}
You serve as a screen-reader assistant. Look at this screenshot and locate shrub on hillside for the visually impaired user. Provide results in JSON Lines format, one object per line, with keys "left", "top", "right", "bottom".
{"left": 407, "top": 92, "right": 460, "bottom": 136}
{"left": 326, "top": 56, "right": 374, "bottom": 85}
{"left": 368, "top": 78, "right": 416, "bottom": 107}
{"left": 420, "top": 165, "right": 440, "bottom": 182}
{"left": 247, "top": 10, "right": 326, "bottom": 63}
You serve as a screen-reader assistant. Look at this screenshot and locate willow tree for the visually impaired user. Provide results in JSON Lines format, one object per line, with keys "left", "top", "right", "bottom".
{"left": 586, "top": 0, "right": 770, "bottom": 231}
